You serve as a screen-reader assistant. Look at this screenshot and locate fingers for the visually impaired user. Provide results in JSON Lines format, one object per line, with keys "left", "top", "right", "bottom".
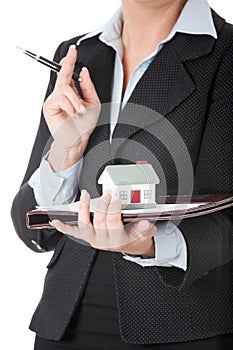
{"left": 54, "top": 93, "right": 76, "bottom": 118}
{"left": 78, "top": 191, "right": 122, "bottom": 233}
{"left": 50, "top": 219, "right": 81, "bottom": 238}
{"left": 55, "top": 45, "right": 99, "bottom": 107}
{"left": 45, "top": 43, "right": 100, "bottom": 122}
{"left": 44, "top": 44, "right": 85, "bottom": 118}
{"left": 52, "top": 45, "right": 99, "bottom": 116}
{"left": 79, "top": 67, "right": 100, "bottom": 105}
{"left": 50, "top": 193, "right": 94, "bottom": 243}
{"left": 43, "top": 89, "right": 81, "bottom": 118}
{"left": 106, "top": 193, "right": 123, "bottom": 231}
{"left": 49, "top": 192, "right": 156, "bottom": 255}
{"left": 53, "top": 45, "right": 85, "bottom": 115}
{"left": 56, "top": 85, "right": 84, "bottom": 116}
{"left": 55, "top": 45, "right": 77, "bottom": 89}
{"left": 128, "top": 220, "right": 156, "bottom": 240}
{"left": 78, "top": 190, "right": 91, "bottom": 227}
{"left": 93, "top": 192, "right": 111, "bottom": 231}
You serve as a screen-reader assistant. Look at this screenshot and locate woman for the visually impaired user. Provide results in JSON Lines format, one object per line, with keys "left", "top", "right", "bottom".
{"left": 11, "top": 0, "right": 233, "bottom": 349}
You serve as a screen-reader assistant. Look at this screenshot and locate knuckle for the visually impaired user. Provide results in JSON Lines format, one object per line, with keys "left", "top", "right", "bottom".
{"left": 57, "top": 94, "right": 66, "bottom": 104}
{"left": 43, "top": 100, "right": 49, "bottom": 111}
{"left": 106, "top": 214, "right": 118, "bottom": 226}
{"left": 94, "top": 215, "right": 105, "bottom": 228}
{"left": 61, "top": 60, "right": 73, "bottom": 72}
{"left": 59, "top": 56, "right": 66, "bottom": 65}
{"left": 55, "top": 85, "right": 67, "bottom": 95}
{"left": 77, "top": 220, "right": 88, "bottom": 231}
{"left": 60, "top": 55, "right": 70, "bottom": 65}
{"left": 116, "top": 244, "right": 124, "bottom": 251}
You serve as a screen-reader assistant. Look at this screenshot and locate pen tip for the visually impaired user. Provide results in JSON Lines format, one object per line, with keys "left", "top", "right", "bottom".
{"left": 16, "top": 46, "right": 26, "bottom": 53}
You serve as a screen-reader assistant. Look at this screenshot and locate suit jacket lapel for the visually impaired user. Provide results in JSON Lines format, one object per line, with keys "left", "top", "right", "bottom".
{"left": 74, "top": 12, "right": 225, "bottom": 159}
{"left": 124, "top": 10, "right": 224, "bottom": 116}
{"left": 111, "top": 23, "right": 222, "bottom": 156}
{"left": 128, "top": 41, "right": 195, "bottom": 115}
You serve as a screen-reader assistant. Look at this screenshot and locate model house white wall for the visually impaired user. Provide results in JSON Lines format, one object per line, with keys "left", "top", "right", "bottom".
{"left": 98, "top": 162, "right": 160, "bottom": 209}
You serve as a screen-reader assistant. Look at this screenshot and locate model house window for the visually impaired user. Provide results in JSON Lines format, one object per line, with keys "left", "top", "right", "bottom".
{"left": 144, "top": 190, "right": 152, "bottom": 199}
{"left": 119, "top": 191, "right": 128, "bottom": 200}
{"left": 131, "top": 190, "right": 141, "bottom": 203}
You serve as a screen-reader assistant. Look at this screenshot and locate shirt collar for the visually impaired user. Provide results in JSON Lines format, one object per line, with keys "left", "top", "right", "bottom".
{"left": 77, "top": 0, "right": 217, "bottom": 48}
{"left": 76, "top": 7, "right": 122, "bottom": 46}
{"left": 173, "top": 0, "right": 217, "bottom": 38}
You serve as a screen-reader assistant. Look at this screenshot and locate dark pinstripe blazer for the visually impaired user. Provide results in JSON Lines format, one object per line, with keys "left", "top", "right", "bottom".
{"left": 11, "top": 10, "right": 233, "bottom": 344}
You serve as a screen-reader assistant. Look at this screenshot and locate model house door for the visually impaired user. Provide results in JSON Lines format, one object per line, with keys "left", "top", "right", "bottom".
{"left": 131, "top": 190, "right": 141, "bottom": 203}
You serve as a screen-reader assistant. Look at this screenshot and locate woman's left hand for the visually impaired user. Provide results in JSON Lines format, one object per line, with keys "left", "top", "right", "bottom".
{"left": 50, "top": 190, "right": 156, "bottom": 257}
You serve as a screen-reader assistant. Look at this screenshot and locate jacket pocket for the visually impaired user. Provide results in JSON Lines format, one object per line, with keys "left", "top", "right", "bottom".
{"left": 46, "top": 236, "right": 66, "bottom": 268}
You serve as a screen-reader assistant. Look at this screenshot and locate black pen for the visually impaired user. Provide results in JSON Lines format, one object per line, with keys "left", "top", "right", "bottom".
{"left": 17, "top": 46, "right": 82, "bottom": 82}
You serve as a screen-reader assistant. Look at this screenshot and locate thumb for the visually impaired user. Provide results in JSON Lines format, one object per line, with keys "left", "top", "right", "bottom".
{"left": 130, "top": 220, "right": 156, "bottom": 239}
{"left": 49, "top": 219, "right": 67, "bottom": 232}
{"left": 79, "top": 67, "right": 100, "bottom": 105}
{"left": 137, "top": 220, "right": 156, "bottom": 235}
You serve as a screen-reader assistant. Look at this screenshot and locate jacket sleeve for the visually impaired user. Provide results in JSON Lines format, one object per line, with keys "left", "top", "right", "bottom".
{"left": 178, "top": 44, "right": 233, "bottom": 290}
{"left": 11, "top": 39, "right": 79, "bottom": 252}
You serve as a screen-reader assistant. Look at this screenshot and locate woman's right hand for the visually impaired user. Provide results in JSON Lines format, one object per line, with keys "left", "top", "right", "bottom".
{"left": 43, "top": 45, "right": 101, "bottom": 172}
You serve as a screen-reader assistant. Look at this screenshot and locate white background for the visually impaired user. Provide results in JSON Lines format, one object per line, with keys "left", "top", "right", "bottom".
{"left": 1, "top": 1, "right": 233, "bottom": 349}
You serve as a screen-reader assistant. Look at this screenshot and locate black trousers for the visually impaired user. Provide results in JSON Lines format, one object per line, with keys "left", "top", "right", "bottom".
{"left": 34, "top": 333, "right": 233, "bottom": 350}
{"left": 33, "top": 252, "right": 233, "bottom": 350}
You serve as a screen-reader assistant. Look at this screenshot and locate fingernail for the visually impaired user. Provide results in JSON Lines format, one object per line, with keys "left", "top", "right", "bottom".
{"left": 78, "top": 76, "right": 82, "bottom": 82}
{"left": 81, "top": 66, "right": 88, "bottom": 73}
{"left": 79, "top": 104, "right": 87, "bottom": 114}
{"left": 81, "top": 189, "right": 89, "bottom": 201}
{"left": 69, "top": 44, "right": 76, "bottom": 50}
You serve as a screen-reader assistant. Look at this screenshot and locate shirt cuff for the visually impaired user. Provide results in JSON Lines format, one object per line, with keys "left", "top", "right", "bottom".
{"left": 28, "top": 156, "right": 83, "bottom": 206}
{"left": 122, "top": 222, "right": 187, "bottom": 271}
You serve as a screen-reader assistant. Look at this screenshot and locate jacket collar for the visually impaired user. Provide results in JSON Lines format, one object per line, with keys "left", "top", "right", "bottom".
{"left": 170, "top": 10, "right": 224, "bottom": 62}
{"left": 76, "top": 12, "right": 225, "bottom": 155}
{"left": 112, "top": 11, "right": 225, "bottom": 154}
{"left": 76, "top": 9, "right": 225, "bottom": 104}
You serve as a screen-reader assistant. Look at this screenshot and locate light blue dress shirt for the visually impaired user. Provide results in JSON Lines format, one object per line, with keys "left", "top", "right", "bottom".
{"left": 29, "top": 0, "right": 217, "bottom": 270}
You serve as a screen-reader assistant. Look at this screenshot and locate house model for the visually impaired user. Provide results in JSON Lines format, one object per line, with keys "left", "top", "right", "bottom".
{"left": 98, "top": 161, "right": 160, "bottom": 209}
